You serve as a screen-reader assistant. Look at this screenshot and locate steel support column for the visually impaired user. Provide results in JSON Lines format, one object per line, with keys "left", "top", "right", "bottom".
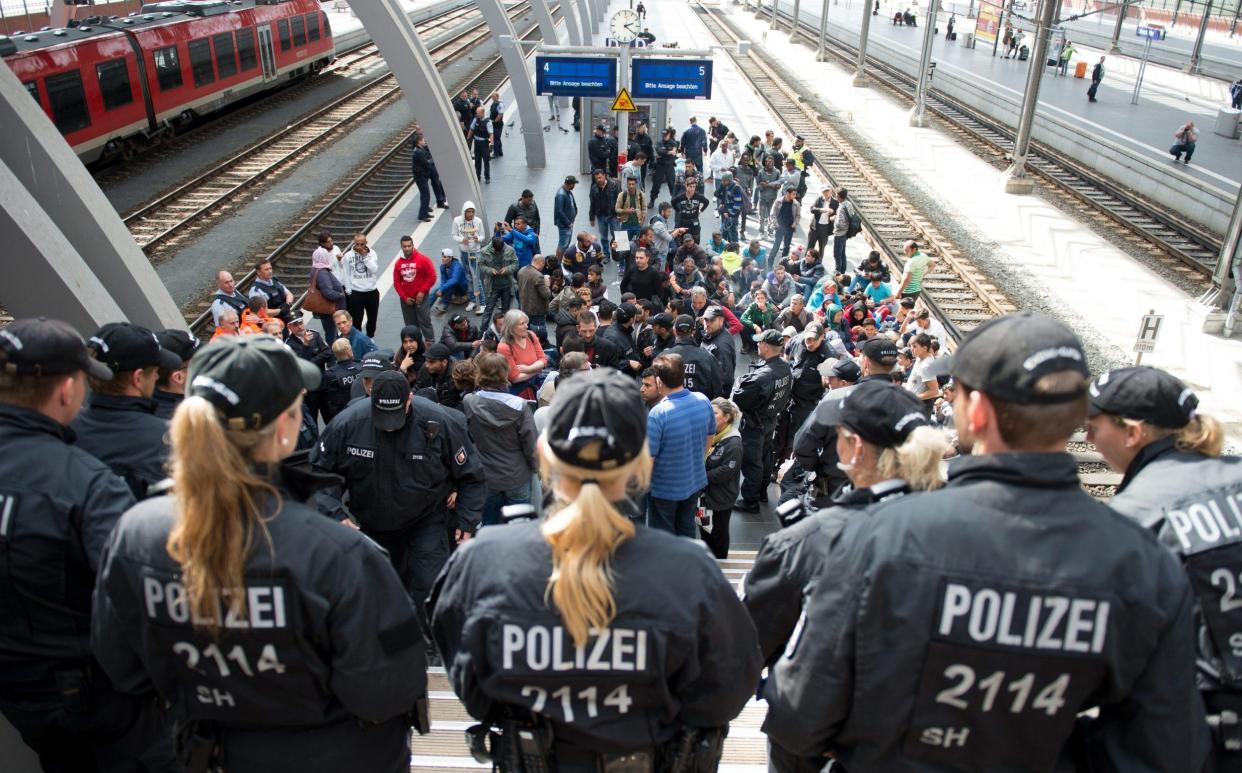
{"left": 476, "top": 0, "right": 547, "bottom": 168}
{"left": 347, "top": 0, "right": 485, "bottom": 223}
{"left": 578, "top": 0, "right": 596, "bottom": 39}
{"left": 0, "top": 64, "right": 181, "bottom": 331}
{"left": 1213, "top": 184, "right": 1242, "bottom": 290}
{"left": 564, "top": 0, "right": 586, "bottom": 45}
{"left": 1187, "top": 0, "right": 1213, "bottom": 73}
{"left": 533, "top": 0, "right": 561, "bottom": 44}
{"left": 854, "top": 0, "right": 875, "bottom": 85}
{"left": 817, "top": 0, "right": 831, "bottom": 59}
{"left": 771, "top": 0, "right": 780, "bottom": 29}
{"left": 1109, "top": 0, "right": 1130, "bottom": 53}
{"left": 791, "top": 0, "right": 802, "bottom": 36}
{"left": 1003, "top": 0, "right": 1059, "bottom": 193}
{"left": 910, "top": 0, "right": 939, "bottom": 125}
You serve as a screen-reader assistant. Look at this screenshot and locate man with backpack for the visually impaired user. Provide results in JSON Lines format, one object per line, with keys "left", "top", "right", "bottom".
{"left": 831, "top": 187, "right": 860, "bottom": 274}
{"left": 488, "top": 92, "right": 505, "bottom": 158}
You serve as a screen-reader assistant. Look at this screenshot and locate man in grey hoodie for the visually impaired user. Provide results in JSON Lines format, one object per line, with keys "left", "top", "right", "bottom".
{"left": 463, "top": 353, "right": 538, "bottom": 526}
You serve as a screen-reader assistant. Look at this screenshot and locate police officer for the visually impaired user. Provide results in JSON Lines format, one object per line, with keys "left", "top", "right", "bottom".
{"left": 0, "top": 318, "right": 178, "bottom": 772}
{"left": 153, "top": 329, "right": 200, "bottom": 420}
{"left": 1086, "top": 365, "right": 1241, "bottom": 768}
{"left": 91, "top": 336, "right": 428, "bottom": 772}
{"left": 698, "top": 305, "right": 736, "bottom": 394}
{"left": 312, "top": 370, "right": 485, "bottom": 639}
{"left": 668, "top": 314, "right": 723, "bottom": 399}
{"left": 72, "top": 322, "right": 183, "bottom": 499}
{"left": 744, "top": 381, "right": 947, "bottom": 773}
{"left": 788, "top": 337, "right": 893, "bottom": 509}
{"left": 762, "top": 313, "right": 1208, "bottom": 771}
{"left": 774, "top": 321, "right": 830, "bottom": 463}
{"left": 732, "top": 329, "right": 793, "bottom": 511}
{"left": 320, "top": 338, "right": 362, "bottom": 424}
{"left": 429, "top": 368, "right": 762, "bottom": 771}
{"left": 349, "top": 348, "right": 397, "bottom": 401}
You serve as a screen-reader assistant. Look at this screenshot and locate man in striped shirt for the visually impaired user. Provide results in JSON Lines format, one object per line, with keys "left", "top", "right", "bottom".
{"left": 646, "top": 352, "right": 717, "bottom": 537}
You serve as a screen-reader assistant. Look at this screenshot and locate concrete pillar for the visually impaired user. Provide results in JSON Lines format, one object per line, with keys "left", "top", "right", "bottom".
{"left": 816, "top": 0, "right": 831, "bottom": 59}
{"left": 1004, "top": 0, "right": 1060, "bottom": 193}
{"left": 791, "top": 0, "right": 802, "bottom": 35}
{"left": 347, "top": 0, "right": 485, "bottom": 223}
{"left": 1109, "top": 0, "right": 1130, "bottom": 53}
{"left": 533, "top": 0, "right": 561, "bottom": 44}
{"left": 854, "top": 0, "right": 875, "bottom": 85}
{"left": 0, "top": 64, "right": 181, "bottom": 331}
{"left": 476, "top": 0, "right": 547, "bottom": 168}
{"left": 909, "top": 0, "right": 939, "bottom": 126}
{"left": 564, "top": 0, "right": 586, "bottom": 45}
{"left": 1186, "top": 0, "right": 1213, "bottom": 73}
{"left": 577, "top": 0, "right": 596, "bottom": 40}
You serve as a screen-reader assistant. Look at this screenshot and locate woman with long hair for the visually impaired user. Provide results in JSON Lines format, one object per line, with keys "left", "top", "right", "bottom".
{"left": 496, "top": 309, "right": 547, "bottom": 399}
{"left": 92, "top": 336, "right": 428, "bottom": 772}
{"left": 430, "top": 369, "right": 761, "bottom": 765}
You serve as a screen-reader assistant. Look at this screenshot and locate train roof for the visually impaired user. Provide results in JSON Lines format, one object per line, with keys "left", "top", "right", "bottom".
{"left": 0, "top": 0, "right": 292, "bottom": 57}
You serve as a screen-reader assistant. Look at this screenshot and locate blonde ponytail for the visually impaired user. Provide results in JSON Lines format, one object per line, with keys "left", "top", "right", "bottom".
{"left": 539, "top": 443, "right": 652, "bottom": 648}
{"left": 166, "top": 396, "right": 290, "bottom": 634}
{"left": 876, "top": 425, "right": 948, "bottom": 492}
{"left": 1176, "top": 414, "right": 1224, "bottom": 457}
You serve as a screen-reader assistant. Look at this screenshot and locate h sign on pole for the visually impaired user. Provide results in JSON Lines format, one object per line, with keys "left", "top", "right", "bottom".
{"left": 1133, "top": 309, "right": 1164, "bottom": 364}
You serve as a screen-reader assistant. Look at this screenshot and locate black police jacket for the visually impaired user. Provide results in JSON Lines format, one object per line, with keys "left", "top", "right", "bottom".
{"left": 152, "top": 389, "right": 182, "bottom": 421}
{"left": 70, "top": 393, "right": 170, "bottom": 499}
{"left": 731, "top": 355, "right": 792, "bottom": 428}
{"left": 287, "top": 328, "right": 333, "bottom": 371}
{"left": 429, "top": 522, "right": 762, "bottom": 752}
{"left": 597, "top": 324, "right": 638, "bottom": 374}
{"left": 320, "top": 360, "right": 362, "bottom": 424}
{"left": 311, "top": 396, "right": 485, "bottom": 533}
{"left": 582, "top": 333, "right": 622, "bottom": 371}
{"left": 793, "top": 377, "right": 887, "bottom": 498}
{"left": 787, "top": 335, "right": 830, "bottom": 407}
{"left": 655, "top": 138, "right": 679, "bottom": 170}
{"left": 699, "top": 329, "right": 736, "bottom": 392}
{"left": 762, "top": 452, "right": 1209, "bottom": 772}
{"left": 744, "top": 481, "right": 909, "bottom": 666}
{"left": 91, "top": 462, "right": 427, "bottom": 773}
{"left": 0, "top": 404, "right": 135, "bottom": 677}
{"left": 1109, "top": 436, "right": 1242, "bottom": 693}
{"left": 667, "top": 340, "right": 723, "bottom": 400}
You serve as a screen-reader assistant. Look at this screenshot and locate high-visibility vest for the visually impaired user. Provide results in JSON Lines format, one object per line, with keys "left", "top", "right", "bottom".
{"left": 792, "top": 148, "right": 807, "bottom": 171}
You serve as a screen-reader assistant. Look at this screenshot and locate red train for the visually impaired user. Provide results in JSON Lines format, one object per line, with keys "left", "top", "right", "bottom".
{"left": 1, "top": 0, "right": 335, "bottom": 163}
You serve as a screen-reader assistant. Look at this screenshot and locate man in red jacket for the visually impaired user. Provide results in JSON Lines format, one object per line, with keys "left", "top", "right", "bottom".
{"left": 392, "top": 235, "right": 436, "bottom": 342}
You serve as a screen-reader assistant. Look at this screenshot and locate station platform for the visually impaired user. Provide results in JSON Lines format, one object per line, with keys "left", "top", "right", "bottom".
{"left": 765, "top": 0, "right": 1242, "bottom": 233}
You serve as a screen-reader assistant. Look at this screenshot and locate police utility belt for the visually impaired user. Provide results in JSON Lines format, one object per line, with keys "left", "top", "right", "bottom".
{"left": 465, "top": 709, "right": 727, "bottom": 773}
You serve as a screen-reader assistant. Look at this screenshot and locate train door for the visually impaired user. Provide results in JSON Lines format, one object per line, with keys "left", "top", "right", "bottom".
{"left": 257, "top": 25, "right": 278, "bottom": 82}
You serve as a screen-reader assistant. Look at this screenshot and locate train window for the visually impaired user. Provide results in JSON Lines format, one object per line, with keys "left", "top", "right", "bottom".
{"left": 291, "top": 15, "right": 305, "bottom": 47}
{"left": 305, "top": 12, "right": 320, "bottom": 42}
{"left": 278, "top": 19, "right": 290, "bottom": 52}
{"left": 23, "top": 81, "right": 38, "bottom": 103}
{"left": 320, "top": 11, "right": 331, "bottom": 38}
{"left": 188, "top": 38, "right": 215, "bottom": 87}
{"left": 213, "top": 32, "right": 236, "bottom": 79}
{"left": 153, "top": 45, "right": 183, "bottom": 91}
{"left": 44, "top": 71, "right": 90, "bottom": 134}
{"left": 96, "top": 58, "right": 134, "bottom": 111}
{"left": 237, "top": 28, "right": 257, "bottom": 71}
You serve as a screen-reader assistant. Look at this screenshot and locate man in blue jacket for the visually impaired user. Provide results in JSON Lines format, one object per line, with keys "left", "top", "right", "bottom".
{"left": 553, "top": 175, "right": 579, "bottom": 254}
{"left": 434, "top": 248, "right": 470, "bottom": 313}
{"left": 499, "top": 217, "right": 538, "bottom": 269}
{"left": 680, "top": 117, "right": 708, "bottom": 183}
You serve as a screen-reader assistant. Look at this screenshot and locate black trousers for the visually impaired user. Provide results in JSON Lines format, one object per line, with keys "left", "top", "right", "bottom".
{"left": 482, "top": 286, "right": 514, "bottom": 329}
{"left": 767, "top": 738, "right": 831, "bottom": 773}
{"left": 414, "top": 175, "right": 446, "bottom": 218}
{"left": 492, "top": 119, "right": 504, "bottom": 156}
{"left": 346, "top": 289, "right": 380, "bottom": 338}
{"left": 472, "top": 140, "right": 491, "bottom": 181}
{"left": 808, "top": 222, "right": 832, "bottom": 259}
{"left": 0, "top": 676, "right": 180, "bottom": 773}
{"left": 366, "top": 520, "right": 451, "bottom": 641}
{"left": 739, "top": 418, "right": 775, "bottom": 504}
{"left": 1087, "top": 80, "right": 1100, "bottom": 101}
{"left": 699, "top": 507, "right": 733, "bottom": 559}
{"left": 650, "top": 165, "right": 676, "bottom": 200}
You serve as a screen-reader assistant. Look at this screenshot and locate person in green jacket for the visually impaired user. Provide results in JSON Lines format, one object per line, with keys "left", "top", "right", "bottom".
{"left": 478, "top": 235, "right": 518, "bottom": 324}
{"left": 740, "top": 288, "right": 775, "bottom": 355}
{"left": 1058, "top": 40, "right": 1077, "bottom": 76}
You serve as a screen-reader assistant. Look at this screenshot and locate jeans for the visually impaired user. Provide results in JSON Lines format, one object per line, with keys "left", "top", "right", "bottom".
{"left": 315, "top": 312, "right": 339, "bottom": 344}
{"left": 833, "top": 234, "right": 849, "bottom": 273}
{"left": 481, "top": 285, "right": 513, "bottom": 327}
{"left": 399, "top": 291, "right": 435, "bottom": 343}
{"left": 771, "top": 224, "right": 794, "bottom": 263}
{"left": 647, "top": 495, "right": 698, "bottom": 537}
{"left": 597, "top": 216, "right": 620, "bottom": 260}
{"left": 547, "top": 93, "right": 560, "bottom": 119}
{"left": 481, "top": 481, "right": 532, "bottom": 526}
{"left": 1171, "top": 141, "right": 1196, "bottom": 162}
{"left": 557, "top": 226, "right": 573, "bottom": 253}
{"left": 720, "top": 211, "right": 739, "bottom": 243}
{"left": 461, "top": 252, "right": 483, "bottom": 304}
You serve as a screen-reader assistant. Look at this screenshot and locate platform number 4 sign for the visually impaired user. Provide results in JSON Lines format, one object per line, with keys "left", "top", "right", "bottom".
{"left": 1133, "top": 310, "right": 1163, "bottom": 363}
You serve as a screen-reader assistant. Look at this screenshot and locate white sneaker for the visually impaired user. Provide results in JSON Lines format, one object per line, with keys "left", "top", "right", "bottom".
{"left": 466, "top": 301, "right": 475, "bottom": 311}
{"left": 475, "top": 306, "right": 484, "bottom": 315}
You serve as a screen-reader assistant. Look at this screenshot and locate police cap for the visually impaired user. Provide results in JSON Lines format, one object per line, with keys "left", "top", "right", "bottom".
{"left": 426, "top": 343, "right": 452, "bottom": 361}
{"left": 546, "top": 368, "right": 645, "bottom": 471}
{"left": 861, "top": 336, "right": 899, "bottom": 366}
{"left": 830, "top": 358, "right": 862, "bottom": 382}
{"left": 156, "top": 329, "right": 201, "bottom": 365}
{"left": 89, "top": 322, "right": 182, "bottom": 374}
{"left": 616, "top": 302, "right": 638, "bottom": 324}
{"left": 822, "top": 380, "right": 928, "bottom": 447}
{"left": 674, "top": 314, "right": 696, "bottom": 333}
{"left": 0, "top": 317, "right": 112, "bottom": 381}
{"left": 947, "top": 312, "right": 1087, "bottom": 404}
{"left": 1088, "top": 366, "right": 1197, "bottom": 428}
{"left": 371, "top": 371, "right": 411, "bottom": 432}
{"left": 651, "top": 313, "right": 675, "bottom": 330}
{"left": 359, "top": 350, "right": 395, "bottom": 378}
{"left": 755, "top": 329, "right": 784, "bottom": 346}
{"left": 188, "top": 335, "right": 320, "bottom": 430}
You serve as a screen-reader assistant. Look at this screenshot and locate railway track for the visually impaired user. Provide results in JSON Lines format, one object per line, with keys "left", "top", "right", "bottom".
{"left": 697, "top": 6, "right": 1120, "bottom": 496}
{"left": 185, "top": 7, "right": 556, "bottom": 337}
{"left": 756, "top": 3, "right": 1222, "bottom": 278}
{"left": 123, "top": 1, "right": 531, "bottom": 259}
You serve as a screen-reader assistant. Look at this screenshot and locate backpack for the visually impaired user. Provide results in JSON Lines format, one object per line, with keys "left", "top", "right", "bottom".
{"left": 845, "top": 203, "right": 863, "bottom": 238}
